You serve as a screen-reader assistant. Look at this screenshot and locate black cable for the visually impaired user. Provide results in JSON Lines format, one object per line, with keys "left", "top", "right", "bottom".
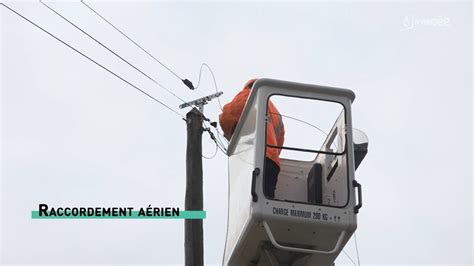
{"left": 80, "top": 0, "right": 195, "bottom": 90}
{"left": 204, "top": 121, "right": 228, "bottom": 153}
{"left": 0, "top": 3, "right": 184, "bottom": 119}
{"left": 203, "top": 126, "right": 227, "bottom": 155}
{"left": 204, "top": 120, "right": 227, "bottom": 144}
{"left": 40, "top": 0, "right": 188, "bottom": 105}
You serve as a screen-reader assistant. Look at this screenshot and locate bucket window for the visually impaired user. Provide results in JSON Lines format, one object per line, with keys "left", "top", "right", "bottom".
{"left": 263, "top": 95, "right": 349, "bottom": 207}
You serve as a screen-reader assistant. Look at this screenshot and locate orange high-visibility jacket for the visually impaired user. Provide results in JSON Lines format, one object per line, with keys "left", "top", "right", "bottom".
{"left": 219, "top": 79, "right": 285, "bottom": 167}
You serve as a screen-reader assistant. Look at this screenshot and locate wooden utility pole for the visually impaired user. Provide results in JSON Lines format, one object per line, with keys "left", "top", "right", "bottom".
{"left": 185, "top": 108, "right": 204, "bottom": 266}
{"left": 180, "top": 92, "right": 222, "bottom": 266}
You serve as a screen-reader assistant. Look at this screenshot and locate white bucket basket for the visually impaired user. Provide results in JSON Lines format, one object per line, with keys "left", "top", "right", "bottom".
{"left": 223, "top": 79, "right": 366, "bottom": 266}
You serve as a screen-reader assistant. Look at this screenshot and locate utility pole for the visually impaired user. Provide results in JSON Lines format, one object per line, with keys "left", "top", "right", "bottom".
{"left": 185, "top": 108, "right": 204, "bottom": 266}
{"left": 181, "top": 92, "right": 223, "bottom": 266}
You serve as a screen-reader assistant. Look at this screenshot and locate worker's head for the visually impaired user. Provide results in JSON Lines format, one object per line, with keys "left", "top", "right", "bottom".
{"left": 244, "top": 78, "right": 258, "bottom": 90}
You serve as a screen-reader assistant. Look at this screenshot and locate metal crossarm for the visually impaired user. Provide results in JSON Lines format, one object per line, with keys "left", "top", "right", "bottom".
{"left": 179, "top": 92, "right": 223, "bottom": 112}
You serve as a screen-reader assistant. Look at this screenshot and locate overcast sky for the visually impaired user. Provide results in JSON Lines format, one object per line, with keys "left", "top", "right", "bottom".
{"left": 1, "top": 1, "right": 472, "bottom": 265}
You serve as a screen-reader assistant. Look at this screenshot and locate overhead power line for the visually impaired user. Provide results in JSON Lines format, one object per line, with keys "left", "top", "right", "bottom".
{"left": 80, "top": 1, "right": 225, "bottom": 113}
{"left": 0, "top": 3, "right": 184, "bottom": 119}
{"left": 40, "top": 0, "right": 188, "bottom": 105}
{"left": 80, "top": 0, "right": 196, "bottom": 90}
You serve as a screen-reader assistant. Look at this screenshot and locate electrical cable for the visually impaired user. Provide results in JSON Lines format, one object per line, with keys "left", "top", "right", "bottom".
{"left": 80, "top": 0, "right": 195, "bottom": 90}
{"left": 222, "top": 155, "right": 230, "bottom": 265}
{"left": 193, "top": 63, "right": 223, "bottom": 111}
{"left": 355, "top": 232, "right": 361, "bottom": 266}
{"left": 270, "top": 112, "right": 339, "bottom": 150}
{"left": 207, "top": 122, "right": 226, "bottom": 147}
{"left": 215, "top": 133, "right": 228, "bottom": 153}
{"left": 0, "top": 3, "right": 184, "bottom": 119}
{"left": 215, "top": 131, "right": 228, "bottom": 150}
{"left": 80, "top": 0, "right": 225, "bottom": 103}
{"left": 202, "top": 125, "right": 226, "bottom": 154}
{"left": 204, "top": 121, "right": 228, "bottom": 153}
{"left": 215, "top": 127, "right": 229, "bottom": 144}
{"left": 202, "top": 141, "right": 218, "bottom": 160}
{"left": 215, "top": 141, "right": 227, "bottom": 155}
{"left": 214, "top": 137, "right": 227, "bottom": 155}
{"left": 40, "top": 0, "right": 188, "bottom": 105}
{"left": 276, "top": 113, "right": 330, "bottom": 138}
{"left": 342, "top": 250, "right": 357, "bottom": 266}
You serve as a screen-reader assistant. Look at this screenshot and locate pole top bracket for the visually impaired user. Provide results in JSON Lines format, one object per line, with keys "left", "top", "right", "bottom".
{"left": 179, "top": 91, "right": 223, "bottom": 112}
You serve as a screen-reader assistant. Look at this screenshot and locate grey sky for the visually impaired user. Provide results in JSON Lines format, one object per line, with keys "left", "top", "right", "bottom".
{"left": 1, "top": 1, "right": 472, "bottom": 265}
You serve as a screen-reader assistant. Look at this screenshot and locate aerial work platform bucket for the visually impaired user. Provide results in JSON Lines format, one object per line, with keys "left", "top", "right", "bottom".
{"left": 223, "top": 79, "right": 368, "bottom": 266}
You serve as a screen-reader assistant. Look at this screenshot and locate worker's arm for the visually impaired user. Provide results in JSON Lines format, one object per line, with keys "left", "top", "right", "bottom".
{"left": 219, "top": 88, "right": 250, "bottom": 140}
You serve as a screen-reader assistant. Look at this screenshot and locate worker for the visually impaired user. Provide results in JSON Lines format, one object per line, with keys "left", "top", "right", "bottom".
{"left": 219, "top": 79, "right": 285, "bottom": 199}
